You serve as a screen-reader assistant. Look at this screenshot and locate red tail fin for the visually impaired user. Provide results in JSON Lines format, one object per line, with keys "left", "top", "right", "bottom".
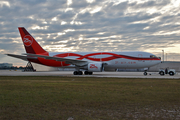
{"left": 18, "top": 27, "right": 48, "bottom": 55}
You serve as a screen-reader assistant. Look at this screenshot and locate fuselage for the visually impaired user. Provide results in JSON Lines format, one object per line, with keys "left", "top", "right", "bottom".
{"left": 29, "top": 51, "right": 161, "bottom": 70}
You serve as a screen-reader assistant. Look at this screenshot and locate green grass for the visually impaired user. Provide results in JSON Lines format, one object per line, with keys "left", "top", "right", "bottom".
{"left": 0, "top": 76, "right": 180, "bottom": 120}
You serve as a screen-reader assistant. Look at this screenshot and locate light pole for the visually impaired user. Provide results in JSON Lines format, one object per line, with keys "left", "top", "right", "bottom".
{"left": 162, "top": 50, "right": 164, "bottom": 62}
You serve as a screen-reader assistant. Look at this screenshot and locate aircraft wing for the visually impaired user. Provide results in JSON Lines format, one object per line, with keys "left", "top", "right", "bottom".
{"left": 25, "top": 53, "right": 88, "bottom": 66}
{"left": 6, "top": 53, "right": 88, "bottom": 66}
{"left": 6, "top": 54, "right": 37, "bottom": 61}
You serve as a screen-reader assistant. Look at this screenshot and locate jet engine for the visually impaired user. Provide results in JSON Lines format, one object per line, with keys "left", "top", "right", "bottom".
{"left": 87, "top": 62, "right": 103, "bottom": 72}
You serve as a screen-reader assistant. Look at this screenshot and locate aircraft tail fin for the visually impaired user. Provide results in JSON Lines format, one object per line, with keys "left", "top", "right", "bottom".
{"left": 18, "top": 27, "right": 48, "bottom": 55}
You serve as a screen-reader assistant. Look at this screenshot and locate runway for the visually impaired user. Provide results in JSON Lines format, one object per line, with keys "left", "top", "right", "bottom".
{"left": 0, "top": 70, "right": 180, "bottom": 78}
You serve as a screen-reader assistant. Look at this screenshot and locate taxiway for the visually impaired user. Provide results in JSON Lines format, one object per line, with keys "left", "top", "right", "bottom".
{"left": 0, "top": 70, "right": 180, "bottom": 78}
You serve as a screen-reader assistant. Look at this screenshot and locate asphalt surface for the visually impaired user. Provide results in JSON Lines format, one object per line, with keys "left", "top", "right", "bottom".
{"left": 0, "top": 70, "right": 180, "bottom": 78}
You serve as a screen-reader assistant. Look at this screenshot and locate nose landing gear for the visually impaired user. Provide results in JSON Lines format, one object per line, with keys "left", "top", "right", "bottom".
{"left": 143, "top": 68, "right": 148, "bottom": 76}
{"left": 143, "top": 71, "right": 147, "bottom": 76}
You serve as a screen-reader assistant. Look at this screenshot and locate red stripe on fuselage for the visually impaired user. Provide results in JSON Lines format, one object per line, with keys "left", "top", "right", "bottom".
{"left": 29, "top": 52, "right": 160, "bottom": 67}
{"left": 53, "top": 52, "right": 160, "bottom": 62}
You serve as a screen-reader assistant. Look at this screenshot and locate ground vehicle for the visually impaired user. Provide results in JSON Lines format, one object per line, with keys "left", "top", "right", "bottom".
{"left": 159, "top": 68, "right": 176, "bottom": 76}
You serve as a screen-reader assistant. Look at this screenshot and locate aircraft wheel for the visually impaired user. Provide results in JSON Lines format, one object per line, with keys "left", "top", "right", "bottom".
{"left": 74, "top": 71, "right": 83, "bottom": 75}
{"left": 84, "top": 71, "right": 93, "bottom": 75}
{"left": 144, "top": 72, "right": 147, "bottom": 76}
{"left": 73, "top": 71, "right": 78, "bottom": 75}
{"left": 89, "top": 72, "right": 93, "bottom": 75}
{"left": 169, "top": 71, "right": 174, "bottom": 76}
{"left": 84, "top": 71, "right": 89, "bottom": 75}
{"left": 159, "top": 71, "right": 165, "bottom": 76}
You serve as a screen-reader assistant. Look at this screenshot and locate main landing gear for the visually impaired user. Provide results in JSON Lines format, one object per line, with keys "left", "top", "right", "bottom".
{"left": 73, "top": 71, "right": 93, "bottom": 75}
{"left": 73, "top": 71, "right": 83, "bottom": 75}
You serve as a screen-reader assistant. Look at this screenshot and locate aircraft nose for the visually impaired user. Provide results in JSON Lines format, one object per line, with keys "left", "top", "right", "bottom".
{"left": 156, "top": 59, "right": 161, "bottom": 64}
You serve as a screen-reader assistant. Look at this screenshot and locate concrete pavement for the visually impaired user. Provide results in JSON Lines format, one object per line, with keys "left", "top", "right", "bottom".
{"left": 0, "top": 70, "right": 180, "bottom": 78}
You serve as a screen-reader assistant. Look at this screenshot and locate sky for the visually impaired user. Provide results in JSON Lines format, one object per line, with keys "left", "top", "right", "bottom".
{"left": 0, "top": 0, "right": 180, "bottom": 66}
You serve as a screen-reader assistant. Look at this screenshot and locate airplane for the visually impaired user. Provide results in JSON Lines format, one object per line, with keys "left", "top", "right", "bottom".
{"left": 6, "top": 27, "right": 161, "bottom": 75}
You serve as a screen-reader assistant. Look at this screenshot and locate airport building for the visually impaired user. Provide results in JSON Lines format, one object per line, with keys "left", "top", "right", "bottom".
{"left": 0, "top": 63, "right": 13, "bottom": 68}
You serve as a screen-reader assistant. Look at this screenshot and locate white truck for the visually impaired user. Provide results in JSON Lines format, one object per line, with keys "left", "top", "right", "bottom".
{"left": 159, "top": 68, "right": 176, "bottom": 76}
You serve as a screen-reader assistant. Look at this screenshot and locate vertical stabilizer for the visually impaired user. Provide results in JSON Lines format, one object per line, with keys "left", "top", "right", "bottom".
{"left": 18, "top": 27, "right": 48, "bottom": 55}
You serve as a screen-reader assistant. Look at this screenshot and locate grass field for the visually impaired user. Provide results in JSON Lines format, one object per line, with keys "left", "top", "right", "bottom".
{"left": 0, "top": 76, "right": 180, "bottom": 120}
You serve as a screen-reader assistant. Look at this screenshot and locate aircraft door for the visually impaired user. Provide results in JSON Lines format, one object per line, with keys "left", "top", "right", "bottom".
{"left": 138, "top": 54, "right": 142, "bottom": 62}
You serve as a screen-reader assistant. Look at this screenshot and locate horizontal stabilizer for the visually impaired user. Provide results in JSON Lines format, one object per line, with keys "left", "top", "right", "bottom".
{"left": 6, "top": 54, "right": 37, "bottom": 61}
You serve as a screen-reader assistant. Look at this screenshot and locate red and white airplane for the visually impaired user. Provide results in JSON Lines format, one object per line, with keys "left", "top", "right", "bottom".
{"left": 7, "top": 27, "right": 161, "bottom": 75}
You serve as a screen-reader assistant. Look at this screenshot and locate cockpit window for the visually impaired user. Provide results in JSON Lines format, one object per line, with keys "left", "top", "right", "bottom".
{"left": 150, "top": 55, "right": 157, "bottom": 58}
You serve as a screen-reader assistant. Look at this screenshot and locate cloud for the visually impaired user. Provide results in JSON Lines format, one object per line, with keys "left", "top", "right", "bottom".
{"left": 1, "top": 0, "right": 180, "bottom": 66}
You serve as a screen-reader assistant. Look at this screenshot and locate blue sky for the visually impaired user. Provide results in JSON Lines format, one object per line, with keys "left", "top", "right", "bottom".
{"left": 0, "top": 0, "right": 180, "bottom": 66}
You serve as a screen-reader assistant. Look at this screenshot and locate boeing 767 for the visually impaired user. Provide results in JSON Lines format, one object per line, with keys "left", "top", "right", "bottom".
{"left": 7, "top": 27, "right": 161, "bottom": 75}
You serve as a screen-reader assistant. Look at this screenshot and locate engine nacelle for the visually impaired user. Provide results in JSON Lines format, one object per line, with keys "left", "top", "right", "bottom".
{"left": 88, "top": 62, "right": 103, "bottom": 72}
